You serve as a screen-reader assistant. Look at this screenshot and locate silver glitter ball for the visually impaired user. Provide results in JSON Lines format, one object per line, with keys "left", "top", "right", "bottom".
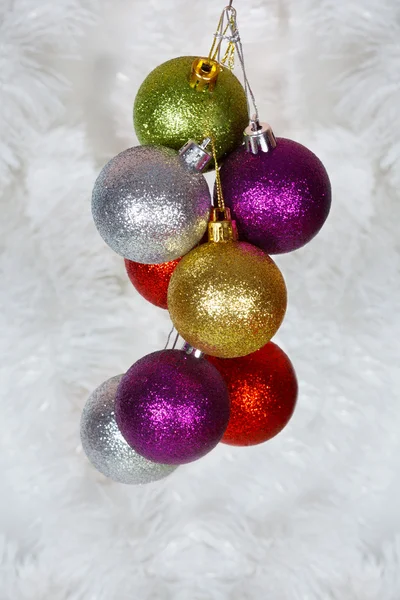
{"left": 80, "top": 375, "right": 177, "bottom": 484}
{"left": 91, "top": 145, "right": 211, "bottom": 263}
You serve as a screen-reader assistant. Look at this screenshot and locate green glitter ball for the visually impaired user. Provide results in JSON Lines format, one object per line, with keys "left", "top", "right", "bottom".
{"left": 133, "top": 56, "right": 249, "bottom": 164}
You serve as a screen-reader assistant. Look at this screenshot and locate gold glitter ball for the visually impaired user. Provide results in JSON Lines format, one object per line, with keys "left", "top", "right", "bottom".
{"left": 133, "top": 56, "right": 249, "bottom": 164}
{"left": 168, "top": 241, "right": 287, "bottom": 358}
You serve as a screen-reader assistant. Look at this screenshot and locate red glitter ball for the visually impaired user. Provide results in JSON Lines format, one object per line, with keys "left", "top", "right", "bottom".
{"left": 207, "top": 341, "right": 298, "bottom": 446}
{"left": 124, "top": 258, "right": 181, "bottom": 309}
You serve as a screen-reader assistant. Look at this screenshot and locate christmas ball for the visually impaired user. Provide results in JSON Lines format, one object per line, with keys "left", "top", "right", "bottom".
{"left": 80, "top": 375, "right": 177, "bottom": 484}
{"left": 124, "top": 257, "right": 180, "bottom": 309}
{"left": 168, "top": 241, "right": 287, "bottom": 358}
{"left": 115, "top": 350, "right": 230, "bottom": 464}
{"left": 92, "top": 145, "right": 210, "bottom": 263}
{"left": 207, "top": 342, "right": 298, "bottom": 446}
{"left": 217, "top": 138, "right": 332, "bottom": 254}
{"left": 134, "top": 56, "right": 248, "bottom": 163}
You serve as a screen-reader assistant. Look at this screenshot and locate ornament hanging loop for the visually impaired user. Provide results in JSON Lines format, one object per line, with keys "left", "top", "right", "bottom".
{"left": 209, "top": 6, "right": 238, "bottom": 69}
{"left": 209, "top": 4, "right": 260, "bottom": 126}
{"left": 209, "top": 136, "right": 225, "bottom": 211}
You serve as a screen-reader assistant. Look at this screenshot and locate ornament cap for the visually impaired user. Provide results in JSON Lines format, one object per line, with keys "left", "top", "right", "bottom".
{"left": 182, "top": 342, "right": 204, "bottom": 359}
{"left": 189, "top": 57, "right": 222, "bottom": 93}
{"left": 208, "top": 207, "right": 238, "bottom": 243}
{"left": 179, "top": 138, "right": 212, "bottom": 172}
{"left": 244, "top": 117, "right": 277, "bottom": 154}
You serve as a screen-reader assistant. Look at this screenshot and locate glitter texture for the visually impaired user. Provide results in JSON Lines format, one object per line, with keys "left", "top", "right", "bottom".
{"left": 114, "top": 350, "right": 230, "bottom": 465}
{"left": 217, "top": 138, "right": 332, "bottom": 254}
{"left": 207, "top": 342, "right": 298, "bottom": 446}
{"left": 124, "top": 257, "right": 181, "bottom": 309}
{"left": 92, "top": 145, "right": 211, "bottom": 264}
{"left": 168, "top": 241, "right": 287, "bottom": 358}
{"left": 80, "top": 376, "right": 177, "bottom": 484}
{"left": 133, "top": 56, "right": 249, "bottom": 164}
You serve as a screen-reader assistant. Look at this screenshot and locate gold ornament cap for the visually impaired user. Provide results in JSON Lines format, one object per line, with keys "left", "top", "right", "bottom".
{"left": 189, "top": 57, "right": 222, "bottom": 93}
{"left": 178, "top": 137, "right": 212, "bottom": 173}
{"left": 208, "top": 207, "right": 238, "bottom": 243}
{"left": 244, "top": 116, "right": 277, "bottom": 154}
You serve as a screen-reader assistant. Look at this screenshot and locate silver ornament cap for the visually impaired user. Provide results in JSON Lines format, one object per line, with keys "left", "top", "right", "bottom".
{"left": 178, "top": 137, "right": 212, "bottom": 173}
{"left": 181, "top": 341, "right": 204, "bottom": 359}
{"left": 244, "top": 116, "right": 277, "bottom": 154}
{"left": 80, "top": 375, "right": 177, "bottom": 485}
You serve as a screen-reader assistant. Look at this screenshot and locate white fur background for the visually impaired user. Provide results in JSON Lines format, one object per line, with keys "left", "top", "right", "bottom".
{"left": 1, "top": 0, "right": 399, "bottom": 598}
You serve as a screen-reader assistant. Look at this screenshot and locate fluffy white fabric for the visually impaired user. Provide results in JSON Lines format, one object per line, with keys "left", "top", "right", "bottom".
{"left": 1, "top": 0, "right": 399, "bottom": 597}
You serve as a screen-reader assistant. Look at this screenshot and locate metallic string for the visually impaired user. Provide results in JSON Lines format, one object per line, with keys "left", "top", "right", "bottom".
{"left": 210, "top": 137, "right": 225, "bottom": 211}
{"left": 172, "top": 331, "right": 180, "bottom": 350}
{"left": 164, "top": 324, "right": 176, "bottom": 349}
{"left": 164, "top": 326, "right": 180, "bottom": 351}
{"left": 209, "top": 13, "right": 235, "bottom": 67}
{"left": 210, "top": 4, "right": 260, "bottom": 127}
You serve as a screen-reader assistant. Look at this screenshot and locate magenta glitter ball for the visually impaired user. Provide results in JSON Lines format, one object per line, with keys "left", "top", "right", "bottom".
{"left": 115, "top": 350, "right": 230, "bottom": 465}
{"left": 217, "top": 138, "right": 331, "bottom": 254}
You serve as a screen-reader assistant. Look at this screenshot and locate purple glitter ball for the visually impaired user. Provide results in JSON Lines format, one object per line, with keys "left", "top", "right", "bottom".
{"left": 217, "top": 138, "right": 332, "bottom": 254}
{"left": 115, "top": 350, "right": 230, "bottom": 465}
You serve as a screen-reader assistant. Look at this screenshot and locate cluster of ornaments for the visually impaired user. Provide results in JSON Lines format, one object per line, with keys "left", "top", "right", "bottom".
{"left": 81, "top": 6, "right": 331, "bottom": 485}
